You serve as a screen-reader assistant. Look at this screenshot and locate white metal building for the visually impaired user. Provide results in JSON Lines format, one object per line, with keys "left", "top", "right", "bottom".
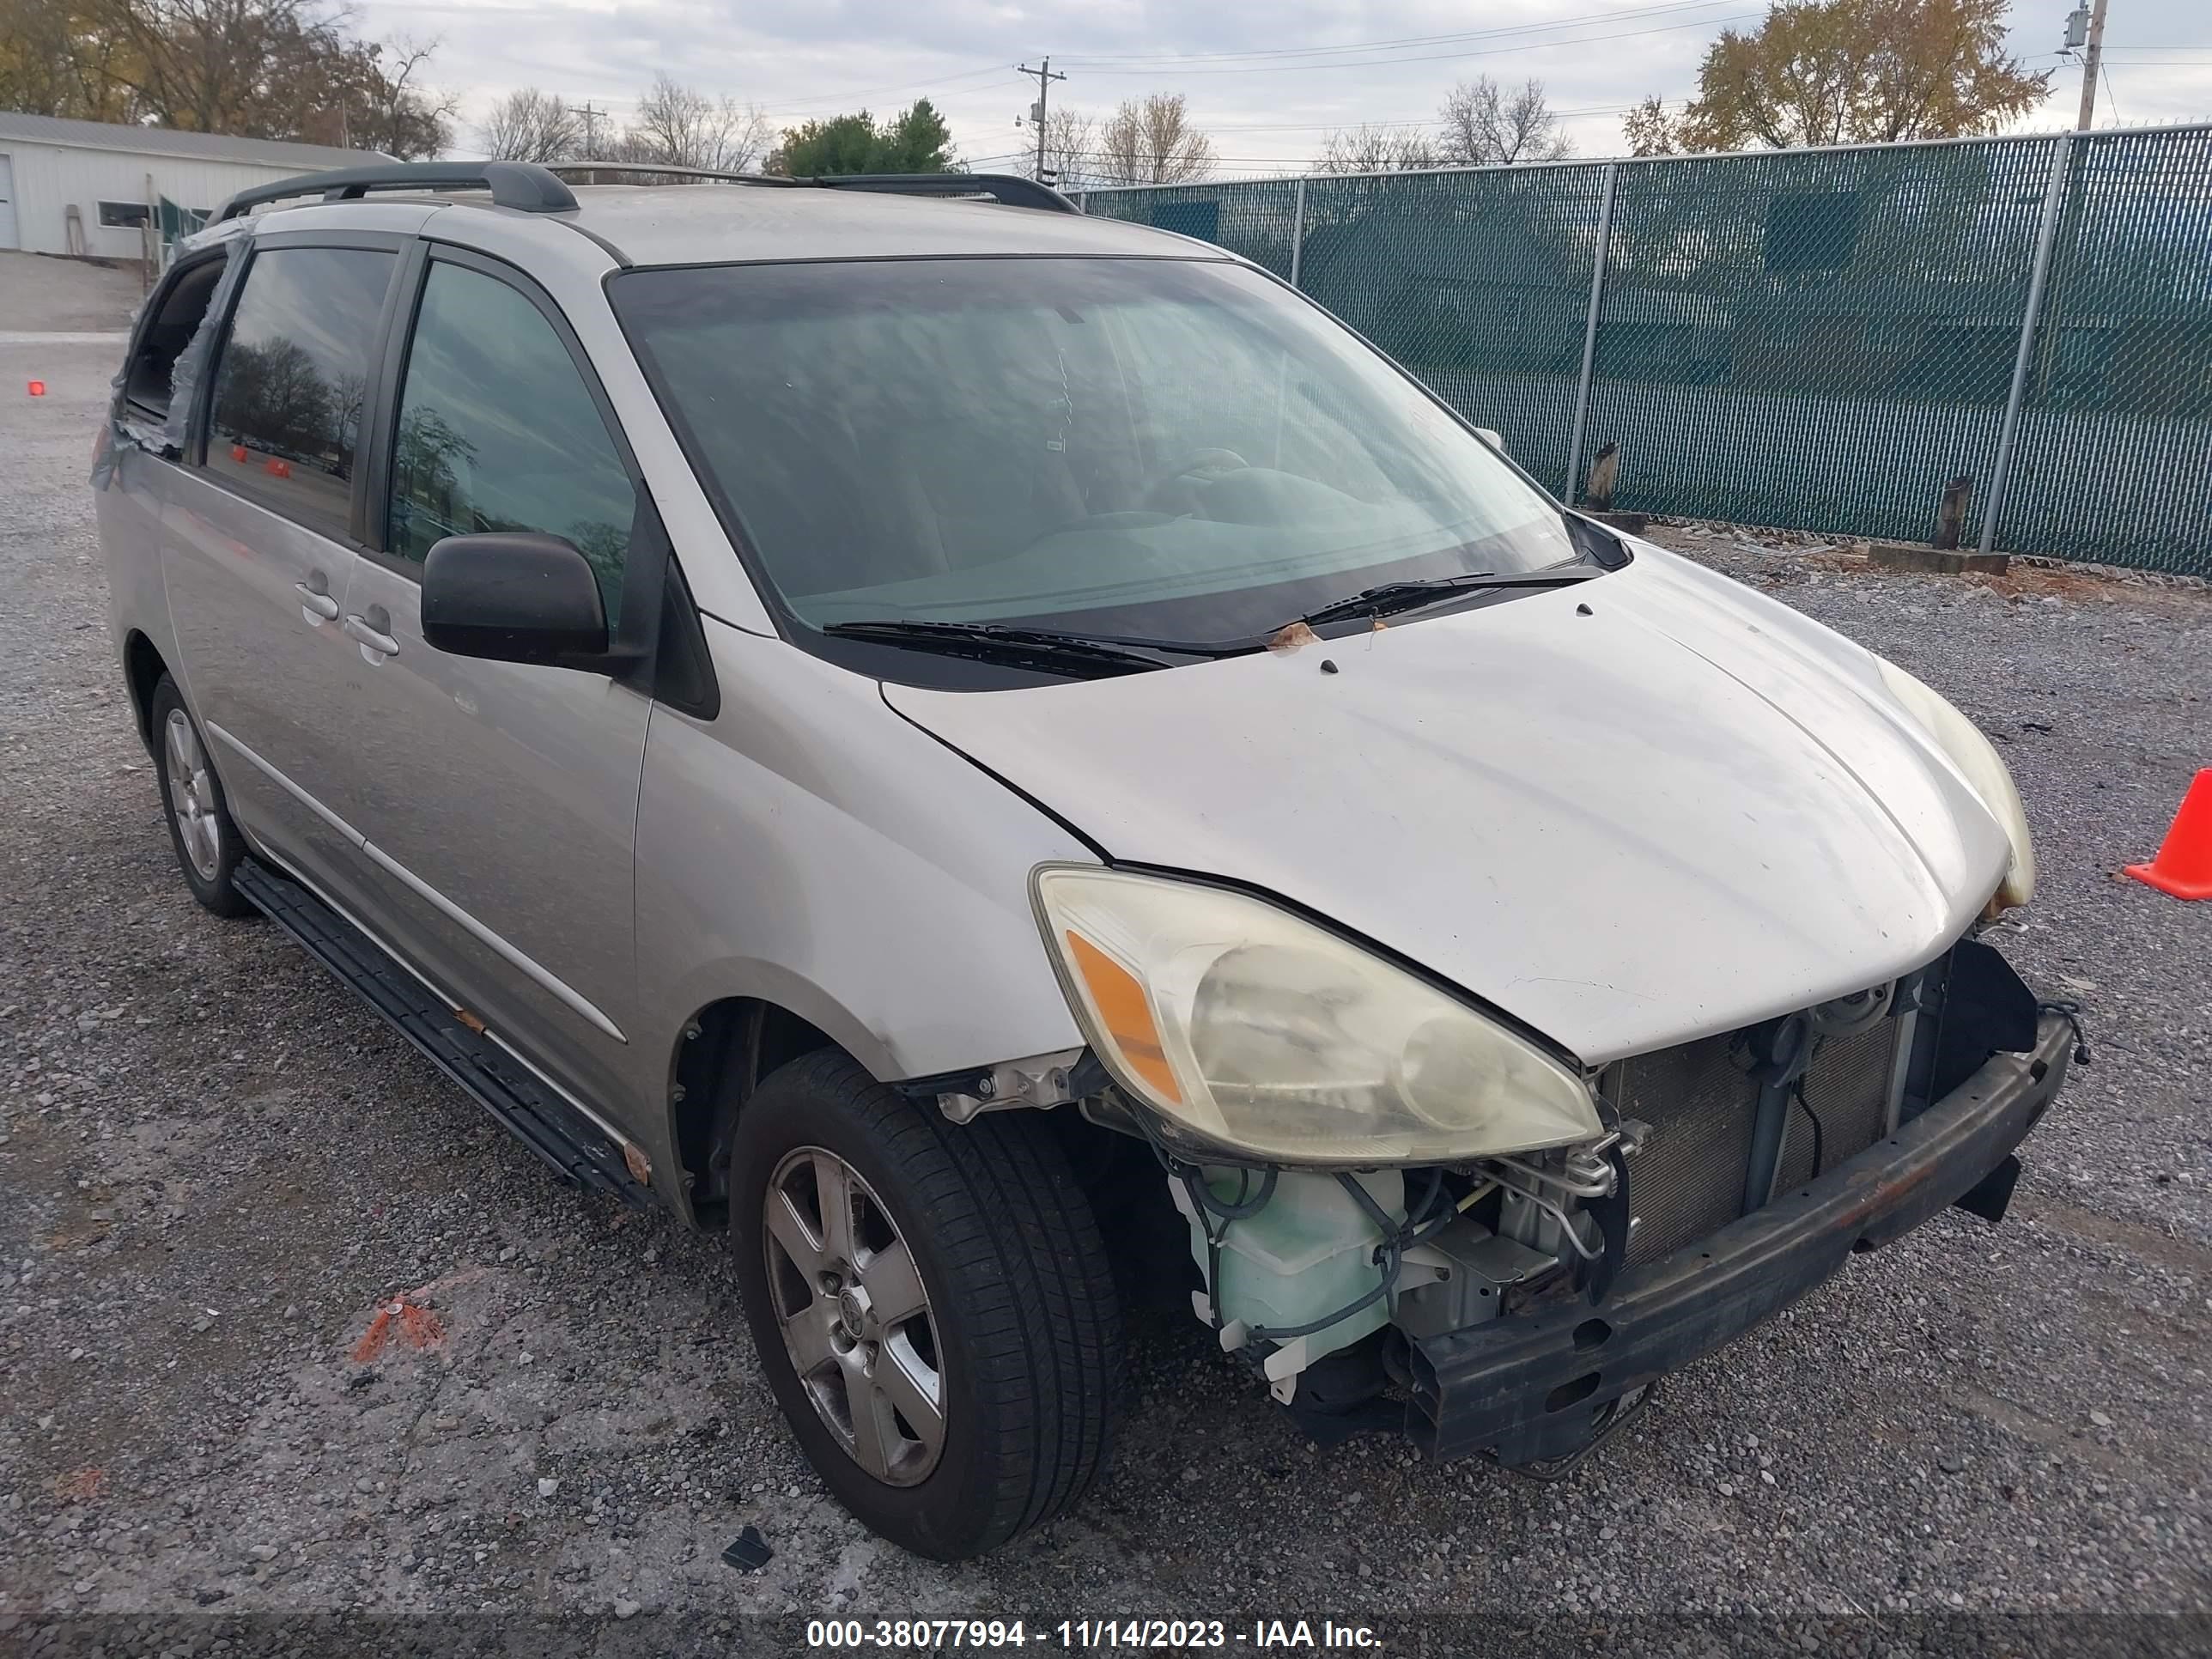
{"left": 0, "top": 112, "right": 386, "bottom": 259}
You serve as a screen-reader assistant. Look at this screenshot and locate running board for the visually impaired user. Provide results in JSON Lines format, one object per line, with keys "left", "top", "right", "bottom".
{"left": 234, "top": 857, "right": 648, "bottom": 1206}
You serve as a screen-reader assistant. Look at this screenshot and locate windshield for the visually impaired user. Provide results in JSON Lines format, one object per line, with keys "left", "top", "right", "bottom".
{"left": 612, "top": 256, "right": 1583, "bottom": 646}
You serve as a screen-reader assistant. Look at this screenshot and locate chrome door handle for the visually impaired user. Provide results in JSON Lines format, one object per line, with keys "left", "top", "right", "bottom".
{"left": 294, "top": 582, "right": 339, "bottom": 621}
{"left": 343, "top": 613, "right": 399, "bottom": 658}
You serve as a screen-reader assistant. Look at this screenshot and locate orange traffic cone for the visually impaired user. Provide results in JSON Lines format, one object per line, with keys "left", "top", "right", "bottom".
{"left": 2125, "top": 769, "right": 2212, "bottom": 900}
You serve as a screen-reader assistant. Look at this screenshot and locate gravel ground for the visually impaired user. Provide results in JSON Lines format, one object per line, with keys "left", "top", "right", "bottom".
{"left": 2, "top": 251, "right": 2208, "bottom": 1650}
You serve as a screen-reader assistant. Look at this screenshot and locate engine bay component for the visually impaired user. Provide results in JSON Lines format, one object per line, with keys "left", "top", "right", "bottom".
{"left": 1172, "top": 1167, "right": 1408, "bottom": 1401}
{"left": 1394, "top": 1218, "right": 1555, "bottom": 1340}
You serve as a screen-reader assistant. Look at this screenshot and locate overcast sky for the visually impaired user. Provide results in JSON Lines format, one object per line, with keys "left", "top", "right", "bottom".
{"left": 363, "top": 0, "right": 2212, "bottom": 173}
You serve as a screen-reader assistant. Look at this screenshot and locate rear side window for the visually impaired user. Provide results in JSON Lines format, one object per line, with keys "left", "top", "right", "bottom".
{"left": 205, "top": 246, "right": 396, "bottom": 539}
{"left": 386, "top": 260, "right": 635, "bottom": 623}
{"left": 124, "top": 257, "right": 225, "bottom": 418}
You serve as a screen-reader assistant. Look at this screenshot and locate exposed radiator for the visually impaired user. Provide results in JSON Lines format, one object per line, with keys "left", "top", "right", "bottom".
{"left": 1607, "top": 1008, "right": 1909, "bottom": 1267}
{"left": 1774, "top": 1018, "right": 1905, "bottom": 1197}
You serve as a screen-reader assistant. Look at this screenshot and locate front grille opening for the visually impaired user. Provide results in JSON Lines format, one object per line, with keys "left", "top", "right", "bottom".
{"left": 1609, "top": 982, "right": 1917, "bottom": 1268}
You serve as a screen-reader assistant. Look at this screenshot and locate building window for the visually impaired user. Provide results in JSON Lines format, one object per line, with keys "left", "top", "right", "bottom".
{"left": 98, "top": 201, "right": 152, "bottom": 229}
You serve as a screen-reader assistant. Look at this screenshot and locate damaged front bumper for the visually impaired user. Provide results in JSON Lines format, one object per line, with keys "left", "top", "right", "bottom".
{"left": 1407, "top": 1007, "right": 2075, "bottom": 1466}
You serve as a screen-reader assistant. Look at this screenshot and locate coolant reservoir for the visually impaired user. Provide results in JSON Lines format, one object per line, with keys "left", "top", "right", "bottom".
{"left": 1173, "top": 1168, "right": 1407, "bottom": 1359}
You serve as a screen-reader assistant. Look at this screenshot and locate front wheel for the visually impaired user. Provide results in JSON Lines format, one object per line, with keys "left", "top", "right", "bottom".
{"left": 729, "top": 1049, "right": 1123, "bottom": 1559}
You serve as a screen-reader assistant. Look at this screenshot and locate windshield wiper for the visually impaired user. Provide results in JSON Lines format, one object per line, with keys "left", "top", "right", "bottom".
{"left": 1289, "top": 566, "right": 1603, "bottom": 630}
{"left": 821, "top": 617, "right": 1244, "bottom": 678}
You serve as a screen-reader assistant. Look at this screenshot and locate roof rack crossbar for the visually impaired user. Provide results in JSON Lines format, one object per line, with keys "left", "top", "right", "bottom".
{"left": 213, "top": 160, "right": 577, "bottom": 223}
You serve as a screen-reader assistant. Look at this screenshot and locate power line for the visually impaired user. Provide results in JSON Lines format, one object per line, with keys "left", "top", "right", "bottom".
{"left": 1194, "top": 99, "right": 1687, "bottom": 132}
{"left": 1054, "top": 0, "right": 1741, "bottom": 66}
{"left": 1061, "top": 12, "right": 1761, "bottom": 77}
{"left": 759, "top": 62, "right": 1011, "bottom": 119}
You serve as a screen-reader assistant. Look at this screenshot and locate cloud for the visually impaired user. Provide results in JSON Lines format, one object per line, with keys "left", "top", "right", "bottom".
{"left": 359, "top": 0, "right": 2212, "bottom": 169}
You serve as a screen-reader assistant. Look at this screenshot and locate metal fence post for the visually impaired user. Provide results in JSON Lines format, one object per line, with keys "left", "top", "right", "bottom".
{"left": 1980, "top": 133, "right": 2075, "bottom": 556}
{"left": 1289, "top": 176, "right": 1307, "bottom": 289}
{"left": 1563, "top": 161, "right": 1620, "bottom": 504}
{"left": 1076, "top": 190, "right": 1088, "bottom": 213}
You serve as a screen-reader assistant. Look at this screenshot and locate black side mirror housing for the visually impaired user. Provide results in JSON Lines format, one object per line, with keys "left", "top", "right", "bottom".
{"left": 421, "top": 532, "right": 610, "bottom": 666}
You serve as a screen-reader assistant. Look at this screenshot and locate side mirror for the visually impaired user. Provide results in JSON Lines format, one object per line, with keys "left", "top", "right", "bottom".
{"left": 421, "top": 532, "right": 608, "bottom": 666}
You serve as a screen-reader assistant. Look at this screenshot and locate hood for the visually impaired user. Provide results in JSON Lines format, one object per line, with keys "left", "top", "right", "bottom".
{"left": 883, "top": 546, "right": 2011, "bottom": 1065}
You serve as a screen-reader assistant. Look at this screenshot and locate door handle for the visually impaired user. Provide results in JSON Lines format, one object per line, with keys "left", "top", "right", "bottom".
{"left": 295, "top": 582, "right": 339, "bottom": 621}
{"left": 343, "top": 612, "right": 399, "bottom": 659}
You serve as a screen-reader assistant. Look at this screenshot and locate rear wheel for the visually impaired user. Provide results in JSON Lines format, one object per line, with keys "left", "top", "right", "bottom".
{"left": 149, "top": 676, "right": 251, "bottom": 918}
{"left": 729, "top": 1049, "right": 1123, "bottom": 1559}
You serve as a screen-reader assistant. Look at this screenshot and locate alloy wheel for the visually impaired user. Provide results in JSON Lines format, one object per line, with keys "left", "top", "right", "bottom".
{"left": 762, "top": 1146, "right": 945, "bottom": 1486}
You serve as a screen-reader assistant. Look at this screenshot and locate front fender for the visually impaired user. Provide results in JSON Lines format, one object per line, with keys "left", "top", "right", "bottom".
{"left": 627, "top": 619, "right": 1092, "bottom": 1138}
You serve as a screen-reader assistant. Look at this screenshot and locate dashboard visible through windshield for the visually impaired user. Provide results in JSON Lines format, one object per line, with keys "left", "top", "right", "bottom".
{"left": 612, "top": 255, "right": 1596, "bottom": 672}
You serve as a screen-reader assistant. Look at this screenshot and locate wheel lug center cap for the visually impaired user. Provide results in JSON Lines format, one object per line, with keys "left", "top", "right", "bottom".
{"left": 837, "top": 1286, "right": 871, "bottom": 1337}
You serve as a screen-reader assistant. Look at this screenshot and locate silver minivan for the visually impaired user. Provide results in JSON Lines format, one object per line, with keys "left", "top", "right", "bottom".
{"left": 94, "top": 161, "right": 2075, "bottom": 1560}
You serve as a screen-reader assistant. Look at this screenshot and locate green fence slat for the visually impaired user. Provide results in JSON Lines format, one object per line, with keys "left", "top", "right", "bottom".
{"left": 1997, "top": 127, "right": 2212, "bottom": 573}
{"left": 1582, "top": 137, "right": 2058, "bottom": 556}
{"left": 1085, "top": 127, "right": 2212, "bottom": 579}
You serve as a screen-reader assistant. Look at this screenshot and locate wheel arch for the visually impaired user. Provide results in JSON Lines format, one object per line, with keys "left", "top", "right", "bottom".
{"left": 124, "top": 630, "right": 169, "bottom": 751}
{"left": 670, "top": 995, "right": 842, "bottom": 1230}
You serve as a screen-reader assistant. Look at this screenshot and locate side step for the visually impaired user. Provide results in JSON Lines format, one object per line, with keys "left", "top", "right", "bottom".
{"left": 234, "top": 857, "right": 648, "bottom": 1206}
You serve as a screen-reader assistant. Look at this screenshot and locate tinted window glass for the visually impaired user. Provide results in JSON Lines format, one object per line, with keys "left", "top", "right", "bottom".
{"left": 612, "top": 258, "right": 1579, "bottom": 645}
{"left": 387, "top": 262, "right": 635, "bottom": 623}
{"left": 206, "top": 246, "right": 395, "bottom": 538}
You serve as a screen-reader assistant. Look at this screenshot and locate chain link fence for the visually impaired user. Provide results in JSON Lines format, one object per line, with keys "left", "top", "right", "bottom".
{"left": 1083, "top": 125, "right": 2212, "bottom": 578}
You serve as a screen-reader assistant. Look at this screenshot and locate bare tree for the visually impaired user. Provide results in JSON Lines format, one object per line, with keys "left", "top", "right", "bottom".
{"left": 1038, "top": 106, "right": 1097, "bottom": 189}
{"left": 344, "top": 35, "right": 455, "bottom": 158}
{"left": 1313, "top": 124, "right": 1439, "bottom": 174}
{"left": 621, "top": 72, "right": 771, "bottom": 172}
{"left": 1096, "top": 93, "right": 1216, "bottom": 186}
{"left": 1437, "top": 76, "right": 1573, "bottom": 166}
{"left": 478, "top": 88, "right": 583, "bottom": 162}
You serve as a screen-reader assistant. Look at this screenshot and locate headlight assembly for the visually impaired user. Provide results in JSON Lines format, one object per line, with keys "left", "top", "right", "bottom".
{"left": 1875, "top": 657, "right": 2036, "bottom": 914}
{"left": 1033, "top": 866, "right": 1601, "bottom": 1164}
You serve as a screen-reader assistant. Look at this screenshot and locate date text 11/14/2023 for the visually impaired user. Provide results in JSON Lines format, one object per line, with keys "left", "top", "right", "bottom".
{"left": 805, "top": 1619, "right": 1385, "bottom": 1650}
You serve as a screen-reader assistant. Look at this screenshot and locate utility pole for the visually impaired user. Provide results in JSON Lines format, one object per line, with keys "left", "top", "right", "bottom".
{"left": 1015, "top": 58, "right": 1066, "bottom": 183}
{"left": 2067, "top": 0, "right": 2111, "bottom": 131}
{"left": 579, "top": 101, "right": 605, "bottom": 157}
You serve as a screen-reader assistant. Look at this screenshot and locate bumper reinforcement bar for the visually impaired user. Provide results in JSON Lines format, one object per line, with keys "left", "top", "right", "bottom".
{"left": 1408, "top": 1011, "right": 2074, "bottom": 1466}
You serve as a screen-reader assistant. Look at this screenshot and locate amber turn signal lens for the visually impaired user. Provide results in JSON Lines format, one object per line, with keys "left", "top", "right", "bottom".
{"left": 1063, "top": 930, "right": 1182, "bottom": 1104}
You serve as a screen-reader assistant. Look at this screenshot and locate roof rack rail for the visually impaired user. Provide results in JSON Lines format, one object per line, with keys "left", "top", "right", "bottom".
{"left": 544, "top": 161, "right": 1079, "bottom": 213}
{"left": 811, "top": 173, "right": 1079, "bottom": 214}
{"left": 210, "top": 160, "right": 1080, "bottom": 226}
{"left": 213, "top": 160, "right": 577, "bottom": 223}
{"left": 550, "top": 161, "right": 799, "bottom": 188}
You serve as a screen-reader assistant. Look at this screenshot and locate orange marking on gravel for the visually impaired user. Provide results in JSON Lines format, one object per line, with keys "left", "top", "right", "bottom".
{"left": 350, "top": 1304, "right": 395, "bottom": 1364}
{"left": 352, "top": 1296, "right": 445, "bottom": 1364}
{"left": 398, "top": 1301, "right": 445, "bottom": 1349}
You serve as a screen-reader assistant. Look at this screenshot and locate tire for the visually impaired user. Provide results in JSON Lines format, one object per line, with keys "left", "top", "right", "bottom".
{"left": 148, "top": 675, "right": 252, "bottom": 918}
{"left": 729, "top": 1048, "right": 1123, "bottom": 1559}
